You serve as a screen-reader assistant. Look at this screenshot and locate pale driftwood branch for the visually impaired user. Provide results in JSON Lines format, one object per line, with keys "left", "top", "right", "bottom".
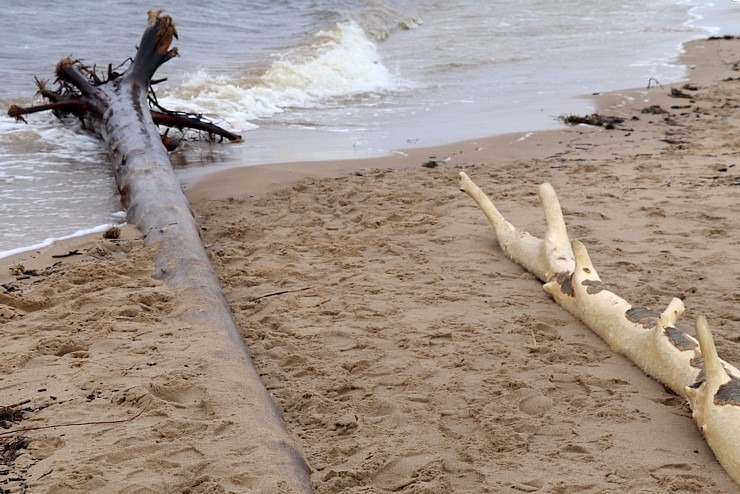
{"left": 458, "top": 174, "right": 573, "bottom": 282}
{"left": 543, "top": 240, "right": 710, "bottom": 397}
{"left": 687, "top": 316, "right": 740, "bottom": 484}
{"left": 459, "top": 171, "right": 740, "bottom": 486}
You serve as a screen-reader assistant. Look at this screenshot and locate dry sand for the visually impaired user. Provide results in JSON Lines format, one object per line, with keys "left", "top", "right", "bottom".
{"left": 1, "top": 37, "right": 739, "bottom": 493}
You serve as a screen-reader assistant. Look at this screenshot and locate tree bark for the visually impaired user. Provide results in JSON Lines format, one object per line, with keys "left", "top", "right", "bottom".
{"left": 13, "top": 10, "right": 313, "bottom": 492}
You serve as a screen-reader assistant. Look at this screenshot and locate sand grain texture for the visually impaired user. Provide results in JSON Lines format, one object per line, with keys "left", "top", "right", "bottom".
{"left": 1, "top": 38, "right": 739, "bottom": 493}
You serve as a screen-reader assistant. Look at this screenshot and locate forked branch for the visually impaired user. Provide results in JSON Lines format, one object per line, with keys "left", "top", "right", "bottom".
{"left": 459, "top": 171, "right": 740, "bottom": 485}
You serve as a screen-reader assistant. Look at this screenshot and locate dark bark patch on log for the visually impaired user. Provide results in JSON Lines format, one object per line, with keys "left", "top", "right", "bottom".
{"left": 625, "top": 306, "right": 661, "bottom": 329}
{"left": 554, "top": 271, "right": 574, "bottom": 297}
{"left": 690, "top": 356, "right": 705, "bottom": 369}
{"left": 664, "top": 326, "right": 699, "bottom": 352}
{"left": 690, "top": 370, "right": 706, "bottom": 389}
{"left": 581, "top": 279, "right": 608, "bottom": 294}
{"left": 715, "top": 376, "right": 740, "bottom": 406}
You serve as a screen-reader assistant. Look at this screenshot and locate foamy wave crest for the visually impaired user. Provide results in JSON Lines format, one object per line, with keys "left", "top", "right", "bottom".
{"left": 261, "top": 20, "right": 397, "bottom": 102}
{"left": 351, "top": 0, "right": 424, "bottom": 41}
{"left": 159, "top": 20, "right": 401, "bottom": 132}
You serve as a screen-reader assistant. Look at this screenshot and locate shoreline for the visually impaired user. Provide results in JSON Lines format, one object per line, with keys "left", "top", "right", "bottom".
{"left": 0, "top": 25, "right": 722, "bottom": 262}
{"left": 181, "top": 34, "right": 725, "bottom": 202}
{"left": 0, "top": 121, "right": 604, "bottom": 281}
{"left": 1, "top": 36, "right": 739, "bottom": 492}
{"left": 1, "top": 1, "right": 736, "bottom": 257}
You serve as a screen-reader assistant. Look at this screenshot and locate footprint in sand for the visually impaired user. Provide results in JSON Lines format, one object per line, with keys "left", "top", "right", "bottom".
{"left": 372, "top": 454, "right": 437, "bottom": 491}
{"left": 145, "top": 382, "right": 211, "bottom": 419}
{"left": 36, "top": 336, "right": 89, "bottom": 357}
{"left": 0, "top": 303, "right": 26, "bottom": 321}
{"left": 147, "top": 382, "right": 208, "bottom": 407}
{"left": 0, "top": 292, "right": 49, "bottom": 313}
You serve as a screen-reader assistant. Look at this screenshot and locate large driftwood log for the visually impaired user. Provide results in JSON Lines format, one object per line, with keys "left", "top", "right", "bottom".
{"left": 459, "top": 172, "right": 740, "bottom": 486}
{"left": 9, "top": 11, "right": 313, "bottom": 492}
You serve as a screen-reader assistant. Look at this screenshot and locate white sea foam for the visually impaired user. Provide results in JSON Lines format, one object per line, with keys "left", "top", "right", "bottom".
{"left": 159, "top": 21, "right": 403, "bottom": 132}
{"left": 0, "top": 221, "right": 125, "bottom": 260}
{"left": 0, "top": 112, "right": 118, "bottom": 252}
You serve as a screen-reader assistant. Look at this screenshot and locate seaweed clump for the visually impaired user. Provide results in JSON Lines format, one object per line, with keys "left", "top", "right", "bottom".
{"left": 641, "top": 105, "right": 668, "bottom": 115}
{"left": 558, "top": 113, "right": 625, "bottom": 129}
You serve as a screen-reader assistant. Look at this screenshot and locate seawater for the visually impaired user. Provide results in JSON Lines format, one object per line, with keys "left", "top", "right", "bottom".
{"left": 1, "top": 0, "right": 739, "bottom": 255}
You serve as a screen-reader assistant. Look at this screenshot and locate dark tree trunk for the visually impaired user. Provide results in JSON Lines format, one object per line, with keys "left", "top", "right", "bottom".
{"left": 10, "top": 10, "right": 313, "bottom": 492}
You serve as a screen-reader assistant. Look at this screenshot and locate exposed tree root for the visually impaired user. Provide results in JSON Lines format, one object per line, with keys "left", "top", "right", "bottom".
{"left": 8, "top": 51, "right": 240, "bottom": 147}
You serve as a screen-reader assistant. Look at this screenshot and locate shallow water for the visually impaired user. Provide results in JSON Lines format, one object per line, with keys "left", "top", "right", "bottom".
{"left": 1, "top": 0, "right": 740, "bottom": 254}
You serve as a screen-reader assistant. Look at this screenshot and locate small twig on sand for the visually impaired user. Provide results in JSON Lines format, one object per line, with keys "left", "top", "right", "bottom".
{"left": 0, "top": 407, "right": 146, "bottom": 437}
{"left": 5, "top": 400, "right": 31, "bottom": 409}
{"left": 51, "top": 250, "right": 82, "bottom": 259}
{"left": 647, "top": 77, "right": 663, "bottom": 89}
{"left": 252, "top": 287, "right": 312, "bottom": 301}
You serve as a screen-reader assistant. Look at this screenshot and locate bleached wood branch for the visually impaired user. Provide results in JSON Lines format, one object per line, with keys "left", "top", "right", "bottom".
{"left": 687, "top": 316, "right": 740, "bottom": 484}
{"left": 543, "top": 240, "right": 709, "bottom": 398}
{"left": 459, "top": 171, "right": 740, "bottom": 486}
{"left": 458, "top": 174, "right": 573, "bottom": 282}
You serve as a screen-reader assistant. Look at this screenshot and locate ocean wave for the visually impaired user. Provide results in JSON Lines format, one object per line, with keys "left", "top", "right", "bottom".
{"left": 350, "top": 0, "right": 423, "bottom": 41}
{"left": 159, "top": 20, "right": 406, "bottom": 133}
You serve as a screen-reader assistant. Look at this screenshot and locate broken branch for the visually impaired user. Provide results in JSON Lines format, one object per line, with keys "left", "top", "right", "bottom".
{"left": 7, "top": 29, "right": 239, "bottom": 147}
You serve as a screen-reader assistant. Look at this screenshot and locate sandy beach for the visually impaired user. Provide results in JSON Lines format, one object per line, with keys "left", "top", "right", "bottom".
{"left": 1, "top": 36, "right": 739, "bottom": 493}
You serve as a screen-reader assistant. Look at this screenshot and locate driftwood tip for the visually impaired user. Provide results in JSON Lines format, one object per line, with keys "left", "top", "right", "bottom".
{"left": 537, "top": 182, "right": 556, "bottom": 200}
{"left": 571, "top": 240, "right": 591, "bottom": 269}
{"left": 458, "top": 171, "right": 471, "bottom": 190}
{"left": 55, "top": 57, "right": 76, "bottom": 77}
{"left": 147, "top": 9, "right": 165, "bottom": 23}
{"left": 539, "top": 182, "right": 574, "bottom": 275}
{"left": 695, "top": 315, "right": 729, "bottom": 385}
{"left": 660, "top": 297, "right": 685, "bottom": 328}
{"left": 147, "top": 9, "right": 179, "bottom": 41}
{"left": 7, "top": 105, "right": 28, "bottom": 123}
